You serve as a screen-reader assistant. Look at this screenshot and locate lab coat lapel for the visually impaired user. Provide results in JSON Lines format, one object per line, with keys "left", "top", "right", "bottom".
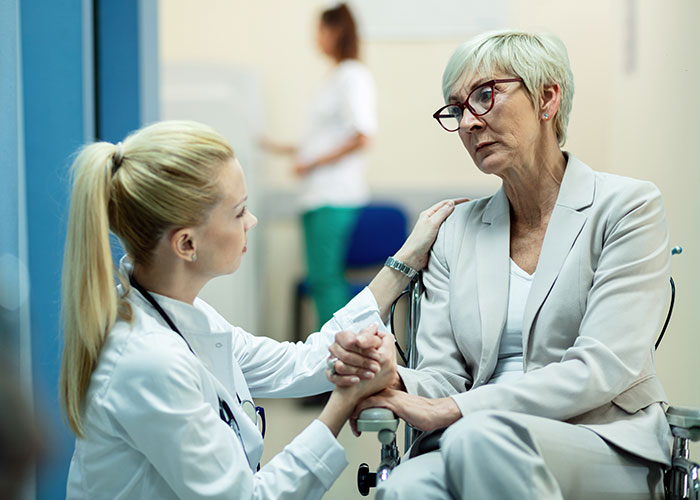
{"left": 184, "top": 331, "right": 239, "bottom": 396}
{"left": 475, "top": 188, "right": 510, "bottom": 385}
{"left": 522, "top": 155, "right": 594, "bottom": 357}
{"left": 208, "top": 370, "right": 264, "bottom": 471}
{"left": 185, "top": 331, "right": 263, "bottom": 471}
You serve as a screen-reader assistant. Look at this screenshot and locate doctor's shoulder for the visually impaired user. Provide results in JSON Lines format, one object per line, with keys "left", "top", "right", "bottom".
{"left": 100, "top": 316, "right": 200, "bottom": 396}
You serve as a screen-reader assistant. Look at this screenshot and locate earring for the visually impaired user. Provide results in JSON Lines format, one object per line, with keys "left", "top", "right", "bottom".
{"left": 543, "top": 113, "right": 549, "bottom": 120}
{"left": 192, "top": 253, "right": 197, "bottom": 263}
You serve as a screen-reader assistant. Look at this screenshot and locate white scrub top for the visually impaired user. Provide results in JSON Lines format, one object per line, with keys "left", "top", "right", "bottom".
{"left": 65, "top": 279, "right": 384, "bottom": 499}
{"left": 296, "top": 59, "right": 377, "bottom": 211}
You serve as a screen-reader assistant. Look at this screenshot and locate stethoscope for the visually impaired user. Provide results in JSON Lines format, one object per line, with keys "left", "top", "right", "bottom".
{"left": 129, "top": 274, "right": 266, "bottom": 470}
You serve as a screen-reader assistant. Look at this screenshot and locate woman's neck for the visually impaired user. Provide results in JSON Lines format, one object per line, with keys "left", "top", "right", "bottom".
{"left": 502, "top": 148, "right": 567, "bottom": 228}
{"left": 132, "top": 259, "right": 205, "bottom": 305}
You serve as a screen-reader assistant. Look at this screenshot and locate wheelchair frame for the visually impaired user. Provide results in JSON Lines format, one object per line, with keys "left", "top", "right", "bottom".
{"left": 357, "top": 247, "right": 700, "bottom": 499}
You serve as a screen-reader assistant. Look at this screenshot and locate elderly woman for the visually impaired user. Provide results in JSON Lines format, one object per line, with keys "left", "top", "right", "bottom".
{"left": 347, "top": 30, "right": 672, "bottom": 499}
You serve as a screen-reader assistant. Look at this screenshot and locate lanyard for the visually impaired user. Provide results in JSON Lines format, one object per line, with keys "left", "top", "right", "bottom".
{"left": 128, "top": 274, "right": 265, "bottom": 469}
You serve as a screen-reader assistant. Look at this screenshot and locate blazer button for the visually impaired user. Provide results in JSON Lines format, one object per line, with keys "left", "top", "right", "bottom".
{"left": 215, "top": 342, "right": 223, "bottom": 348}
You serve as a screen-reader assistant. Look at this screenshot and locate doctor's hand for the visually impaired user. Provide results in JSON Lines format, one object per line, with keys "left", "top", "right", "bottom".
{"left": 326, "top": 324, "right": 388, "bottom": 387}
{"left": 335, "top": 329, "right": 398, "bottom": 402}
{"left": 318, "top": 329, "right": 398, "bottom": 438}
{"left": 349, "top": 389, "right": 462, "bottom": 437}
{"left": 393, "top": 198, "right": 469, "bottom": 272}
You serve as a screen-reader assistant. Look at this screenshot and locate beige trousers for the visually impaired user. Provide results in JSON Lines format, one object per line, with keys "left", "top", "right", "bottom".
{"left": 375, "top": 410, "right": 665, "bottom": 500}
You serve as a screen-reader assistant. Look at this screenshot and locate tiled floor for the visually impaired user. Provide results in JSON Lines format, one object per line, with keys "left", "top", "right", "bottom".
{"left": 258, "top": 398, "right": 407, "bottom": 499}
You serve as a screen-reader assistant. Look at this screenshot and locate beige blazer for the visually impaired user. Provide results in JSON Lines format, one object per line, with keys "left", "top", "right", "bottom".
{"left": 398, "top": 154, "right": 673, "bottom": 465}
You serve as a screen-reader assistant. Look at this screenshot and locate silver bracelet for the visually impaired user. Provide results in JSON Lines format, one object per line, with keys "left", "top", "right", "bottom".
{"left": 384, "top": 256, "right": 418, "bottom": 280}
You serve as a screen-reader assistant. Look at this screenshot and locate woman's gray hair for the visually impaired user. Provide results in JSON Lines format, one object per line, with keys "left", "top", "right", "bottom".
{"left": 442, "top": 30, "right": 575, "bottom": 146}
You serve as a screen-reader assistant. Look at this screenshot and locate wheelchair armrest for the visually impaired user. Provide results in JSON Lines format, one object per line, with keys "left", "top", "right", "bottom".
{"left": 357, "top": 408, "right": 399, "bottom": 441}
{"left": 666, "top": 406, "right": 700, "bottom": 442}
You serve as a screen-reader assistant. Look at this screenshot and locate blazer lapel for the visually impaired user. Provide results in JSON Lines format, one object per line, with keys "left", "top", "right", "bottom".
{"left": 475, "top": 188, "right": 510, "bottom": 384}
{"left": 522, "top": 155, "right": 595, "bottom": 356}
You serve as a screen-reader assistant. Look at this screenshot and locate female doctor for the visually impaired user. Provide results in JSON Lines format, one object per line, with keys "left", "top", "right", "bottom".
{"left": 60, "top": 120, "right": 457, "bottom": 499}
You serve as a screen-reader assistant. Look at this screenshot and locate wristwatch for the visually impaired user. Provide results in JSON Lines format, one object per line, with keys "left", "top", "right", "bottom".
{"left": 384, "top": 256, "right": 418, "bottom": 280}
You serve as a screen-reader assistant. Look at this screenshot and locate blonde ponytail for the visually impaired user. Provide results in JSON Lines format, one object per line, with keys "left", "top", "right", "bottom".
{"left": 60, "top": 121, "right": 234, "bottom": 437}
{"left": 60, "top": 143, "right": 122, "bottom": 436}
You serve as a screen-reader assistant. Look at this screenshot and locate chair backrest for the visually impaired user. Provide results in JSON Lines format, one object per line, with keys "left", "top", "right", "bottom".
{"left": 655, "top": 246, "right": 683, "bottom": 350}
{"left": 345, "top": 203, "right": 408, "bottom": 268}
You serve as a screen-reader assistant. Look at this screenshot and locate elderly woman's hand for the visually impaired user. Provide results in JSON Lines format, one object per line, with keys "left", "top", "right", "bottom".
{"left": 349, "top": 389, "right": 462, "bottom": 437}
{"left": 326, "top": 324, "right": 396, "bottom": 387}
{"left": 333, "top": 328, "right": 398, "bottom": 403}
{"left": 394, "top": 198, "right": 469, "bottom": 271}
{"left": 319, "top": 327, "right": 399, "bottom": 438}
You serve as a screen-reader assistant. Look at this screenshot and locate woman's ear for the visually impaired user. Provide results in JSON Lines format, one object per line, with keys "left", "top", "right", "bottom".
{"left": 539, "top": 83, "right": 562, "bottom": 121}
{"left": 170, "top": 227, "right": 198, "bottom": 263}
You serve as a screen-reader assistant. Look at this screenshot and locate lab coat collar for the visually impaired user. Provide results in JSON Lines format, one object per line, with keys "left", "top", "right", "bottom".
{"left": 118, "top": 256, "right": 241, "bottom": 394}
{"left": 118, "top": 256, "right": 217, "bottom": 335}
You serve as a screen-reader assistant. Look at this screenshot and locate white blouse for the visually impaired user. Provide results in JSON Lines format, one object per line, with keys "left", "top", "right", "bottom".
{"left": 488, "top": 259, "right": 533, "bottom": 385}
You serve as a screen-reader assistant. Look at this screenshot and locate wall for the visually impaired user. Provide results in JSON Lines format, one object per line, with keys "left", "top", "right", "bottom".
{"left": 10, "top": 1, "right": 160, "bottom": 497}
{"left": 20, "top": 2, "right": 94, "bottom": 496}
{"left": 608, "top": 1, "right": 700, "bottom": 416}
{"left": 1, "top": 1, "right": 34, "bottom": 497}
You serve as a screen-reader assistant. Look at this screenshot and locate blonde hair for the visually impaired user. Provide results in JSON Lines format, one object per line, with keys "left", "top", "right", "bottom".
{"left": 442, "top": 30, "right": 575, "bottom": 146}
{"left": 60, "top": 120, "right": 234, "bottom": 436}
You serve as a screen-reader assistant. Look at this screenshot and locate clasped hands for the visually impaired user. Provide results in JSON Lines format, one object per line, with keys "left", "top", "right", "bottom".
{"left": 327, "top": 325, "right": 460, "bottom": 436}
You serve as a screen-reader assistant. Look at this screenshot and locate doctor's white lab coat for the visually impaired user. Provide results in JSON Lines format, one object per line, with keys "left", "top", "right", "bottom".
{"left": 65, "top": 285, "right": 384, "bottom": 499}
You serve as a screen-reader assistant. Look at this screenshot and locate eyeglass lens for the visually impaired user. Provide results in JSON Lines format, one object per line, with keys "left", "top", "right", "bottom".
{"left": 435, "top": 105, "right": 463, "bottom": 132}
{"left": 436, "top": 82, "right": 494, "bottom": 132}
{"left": 469, "top": 83, "right": 494, "bottom": 115}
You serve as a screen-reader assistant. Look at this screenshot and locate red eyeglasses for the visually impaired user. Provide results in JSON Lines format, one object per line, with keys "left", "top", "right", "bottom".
{"left": 432, "top": 78, "right": 523, "bottom": 132}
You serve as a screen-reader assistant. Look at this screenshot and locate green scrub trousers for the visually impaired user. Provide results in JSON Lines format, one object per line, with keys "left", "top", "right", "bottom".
{"left": 302, "top": 206, "right": 359, "bottom": 328}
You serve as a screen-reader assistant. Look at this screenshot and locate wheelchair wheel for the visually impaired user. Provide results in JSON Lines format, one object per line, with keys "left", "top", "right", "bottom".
{"left": 357, "top": 462, "right": 376, "bottom": 496}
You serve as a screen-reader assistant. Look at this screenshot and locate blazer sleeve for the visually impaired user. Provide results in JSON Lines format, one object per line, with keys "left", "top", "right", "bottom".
{"left": 398, "top": 217, "right": 475, "bottom": 397}
{"left": 451, "top": 181, "right": 671, "bottom": 420}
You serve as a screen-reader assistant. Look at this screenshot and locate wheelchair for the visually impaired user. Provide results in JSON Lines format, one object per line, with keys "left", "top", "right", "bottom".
{"left": 357, "top": 246, "right": 700, "bottom": 499}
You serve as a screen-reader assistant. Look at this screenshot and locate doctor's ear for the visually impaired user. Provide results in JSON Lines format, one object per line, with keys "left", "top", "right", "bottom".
{"left": 169, "top": 227, "right": 198, "bottom": 263}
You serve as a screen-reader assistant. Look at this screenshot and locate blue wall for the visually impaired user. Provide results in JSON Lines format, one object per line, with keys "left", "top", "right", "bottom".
{"left": 0, "top": 0, "right": 21, "bottom": 275}
{"left": 1, "top": 0, "right": 21, "bottom": 359}
{"left": 15, "top": 0, "right": 153, "bottom": 496}
{"left": 0, "top": 0, "right": 20, "bottom": 261}
{"left": 97, "top": 0, "right": 141, "bottom": 143}
{"left": 21, "top": 1, "right": 92, "bottom": 497}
